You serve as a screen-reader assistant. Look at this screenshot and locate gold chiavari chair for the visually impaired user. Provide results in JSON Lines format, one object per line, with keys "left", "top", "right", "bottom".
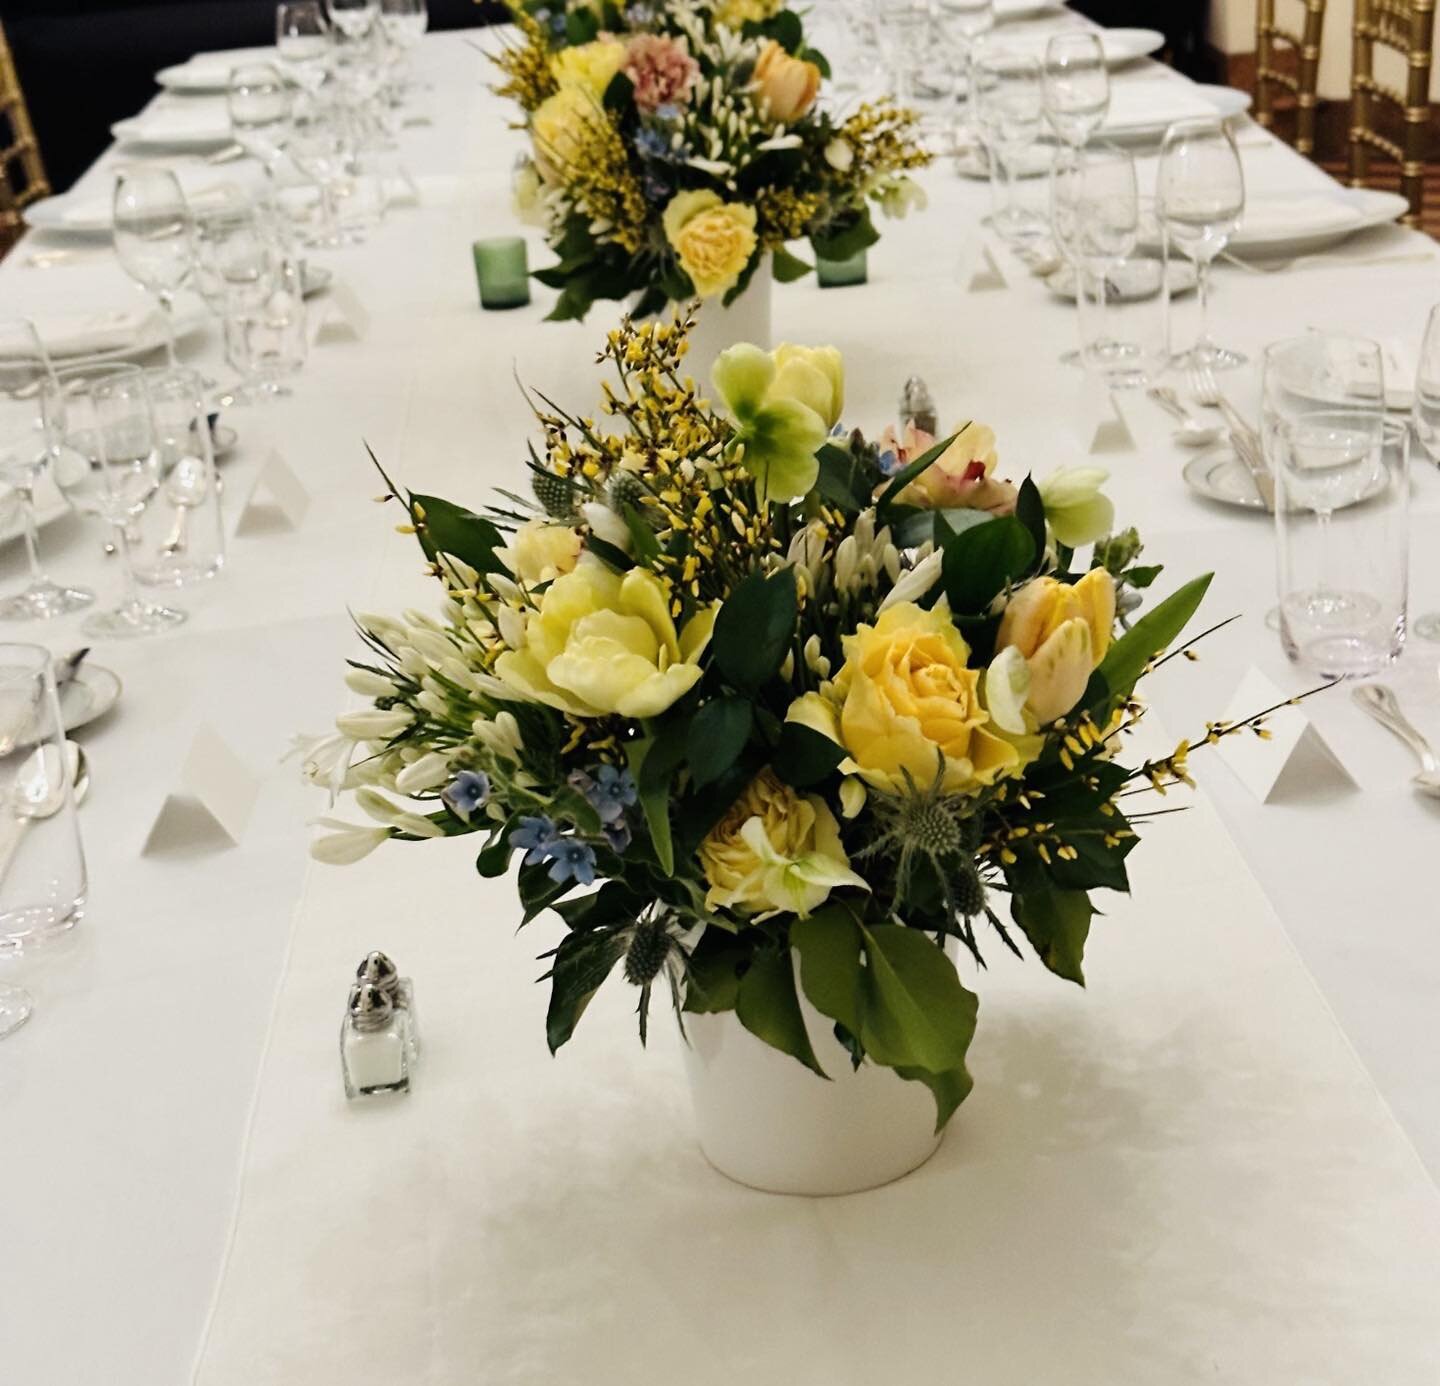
{"left": 1256, "top": 0, "right": 1329, "bottom": 157}
{"left": 1348, "top": 0, "right": 1437, "bottom": 228}
{"left": 0, "top": 19, "right": 48, "bottom": 257}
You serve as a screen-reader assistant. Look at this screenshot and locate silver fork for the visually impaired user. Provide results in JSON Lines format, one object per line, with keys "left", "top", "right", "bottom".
{"left": 1189, "top": 364, "right": 1277, "bottom": 510}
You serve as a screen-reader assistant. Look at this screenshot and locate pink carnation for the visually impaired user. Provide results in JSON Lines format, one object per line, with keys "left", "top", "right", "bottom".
{"left": 622, "top": 34, "right": 700, "bottom": 113}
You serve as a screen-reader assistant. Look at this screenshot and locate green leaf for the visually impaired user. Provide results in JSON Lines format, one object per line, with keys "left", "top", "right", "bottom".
{"left": 712, "top": 567, "right": 797, "bottom": 691}
{"left": 814, "top": 442, "right": 875, "bottom": 512}
{"left": 1092, "top": 573, "right": 1213, "bottom": 707}
{"left": 583, "top": 534, "right": 635, "bottom": 573}
{"left": 810, "top": 206, "right": 880, "bottom": 263}
{"left": 791, "top": 908, "right": 863, "bottom": 1035}
{"left": 551, "top": 880, "right": 643, "bottom": 932}
{"left": 687, "top": 696, "right": 753, "bottom": 789}
{"left": 1010, "top": 887, "right": 1094, "bottom": 985}
{"left": 564, "top": 6, "right": 599, "bottom": 42}
{"left": 1125, "top": 564, "right": 1163, "bottom": 589}
{"left": 519, "top": 860, "right": 574, "bottom": 922}
{"left": 896, "top": 1063, "right": 974, "bottom": 1133}
{"left": 857, "top": 925, "right": 978, "bottom": 1076}
{"left": 1015, "top": 474, "right": 1047, "bottom": 561}
{"left": 759, "top": 8, "right": 803, "bottom": 52}
{"left": 628, "top": 721, "right": 689, "bottom": 876}
{"left": 683, "top": 929, "right": 751, "bottom": 1014}
{"left": 771, "top": 721, "right": 845, "bottom": 789}
{"left": 475, "top": 820, "right": 518, "bottom": 878}
{"left": 602, "top": 70, "right": 634, "bottom": 112}
{"left": 942, "top": 516, "right": 1035, "bottom": 615}
{"left": 771, "top": 245, "right": 813, "bottom": 283}
{"left": 735, "top": 945, "right": 827, "bottom": 1078}
{"left": 874, "top": 431, "right": 958, "bottom": 520}
{"left": 543, "top": 928, "right": 625, "bottom": 1052}
{"left": 621, "top": 503, "right": 660, "bottom": 566}
{"left": 410, "top": 494, "right": 506, "bottom": 576}
{"left": 892, "top": 503, "right": 990, "bottom": 551}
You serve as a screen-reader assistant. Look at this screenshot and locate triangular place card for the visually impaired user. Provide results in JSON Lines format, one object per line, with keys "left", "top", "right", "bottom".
{"left": 312, "top": 278, "right": 370, "bottom": 345}
{"left": 235, "top": 449, "right": 310, "bottom": 535}
{"left": 1073, "top": 382, "right": 1136, "bottom": 455}
{"left": 956, "top": 234, "right": 1009, "bottom": 292}
{"left": 1217, "top": 666, "right": 1355, "bottom": 803}
{"left": 142, "top": 724, "right": 261, "bottom": 856}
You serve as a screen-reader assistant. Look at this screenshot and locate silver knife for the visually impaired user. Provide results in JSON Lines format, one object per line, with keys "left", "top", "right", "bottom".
{"left": 1215, "top": 397, "right": 1276, "bottom": 512}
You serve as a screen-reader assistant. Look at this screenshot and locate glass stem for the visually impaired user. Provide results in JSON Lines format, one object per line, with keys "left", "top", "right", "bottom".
{"left": 1314, "top": 508, "right": 1332, "bottom": 603}
{"left": 113, "top": 520, "right": 143, "bottom": 612}
{"left": 17, "top": 484, "right": 46, "bottom": 588}
{"left": 320, "top": 182, "right": 340, "bottom": 240}
{"left": 1194, "top": 255, "right": 1212, "bottom": 357}
{"left": 158, "top": 290, "right": 180, "bottom": 369}
{"left": 994, "top": 151, "right": 1014, "bottom": 227}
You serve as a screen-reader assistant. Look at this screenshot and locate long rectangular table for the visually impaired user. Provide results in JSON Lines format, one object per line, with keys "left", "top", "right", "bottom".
{"left": 5, "top": 18, "right": 1440, "bottom": 1383}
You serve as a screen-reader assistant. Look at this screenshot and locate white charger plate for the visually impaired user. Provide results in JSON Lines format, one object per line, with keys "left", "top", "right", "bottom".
{"left": 1183, "top": 441, "right": 1390, "bottom": 513}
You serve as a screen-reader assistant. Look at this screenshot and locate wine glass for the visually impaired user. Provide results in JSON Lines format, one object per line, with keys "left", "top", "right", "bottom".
{"left": 380, "top": 0, "right": 427, "bottom": 49}
{"left": 1408, "top": 303, "right": 1440, "bottom": 640}
{"left": 875, "top": 0, "right": 931, "bottom": 106}
{"left": 1264, "top": 335, "right": 1395, "bottom": 674}
{"left": 325, "top": 0, "right": 379, "bottom": 38}
{"left": 0, "top": 643, "right": 89, "bottom": 1037}
{"left": 1075, "top": 144, "right": 1143, "bottom": 385}
{"left": 287, "top": 106, "right": 354, "bottom": 247}
{"left": 971, "top": 41, "right": 1045, "bottom": 243}
{"left": 113, "top": 167, "right": 194, "bottom": 371}
{"left": 277, "top": 1, "right": 333, "bottom": 91}
{"left": 1042, "top": 31, "right": 1109, "bottom": 149}
{"left": 0, "top": 321, "right": 93, "bottom": 619}
{"left": 44, "top": 365, "right": 187, "bottom": 638}
{"left": 1158, "top": 117, "right": 1246, "bottom": 370}
{"left": 228, "top": 63, "right": 293, "bottom": 164}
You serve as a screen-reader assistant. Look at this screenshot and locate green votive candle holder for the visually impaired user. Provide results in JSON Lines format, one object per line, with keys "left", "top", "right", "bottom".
{"left": 816, "top": 247, "right": 868, "bottom": 288}
{"left": 473, "top": 237, "right": 530, "bottom": 310}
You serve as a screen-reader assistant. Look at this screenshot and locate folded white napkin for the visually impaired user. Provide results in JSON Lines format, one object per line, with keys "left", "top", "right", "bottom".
{"left": 1101, "top": 81, "right": 1219, "bottom": 133}
{"left": 114, "top": 108, "right": 231, "bottom": 144}
{"left": 1236, "top": 197, "right": 1365, "bottom": 238}
{"left": 0, "top": 309, "right": 162, "bottom": 360}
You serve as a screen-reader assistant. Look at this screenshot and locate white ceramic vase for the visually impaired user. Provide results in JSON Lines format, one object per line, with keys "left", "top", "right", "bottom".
{"left": 627, "top": 259, "right": 773, "bottom": 385}
{"left": 681, "top": 959, "right": 944, "bottom": 1197}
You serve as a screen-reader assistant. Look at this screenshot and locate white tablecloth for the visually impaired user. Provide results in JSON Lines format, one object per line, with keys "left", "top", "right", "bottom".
{"left": 3, "top": 19, "right": 1440, "bottom": 1384}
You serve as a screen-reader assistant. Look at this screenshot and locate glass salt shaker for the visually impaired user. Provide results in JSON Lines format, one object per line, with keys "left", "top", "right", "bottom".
{"left": 357, "top": 949, "right": 419, "bottom": 1059}
{"left": 340, "top": 982, "right": 411, "bottom": 1098}
{"left": 899, "top": 375, "right": 938, "bottom": 436}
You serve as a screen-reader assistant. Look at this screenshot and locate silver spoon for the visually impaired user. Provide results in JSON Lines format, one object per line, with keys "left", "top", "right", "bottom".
{"left": 1351, "top": 684, "right": 1440, "bottom": 798}
{"left": 160, "top": 455, "right": 209, "bottom": 557}
{"left": 0, "top": 740, "right": 90, "bottom": 884}
{"left": 1147, "top": 386, "right": 1223, "bottom": 448}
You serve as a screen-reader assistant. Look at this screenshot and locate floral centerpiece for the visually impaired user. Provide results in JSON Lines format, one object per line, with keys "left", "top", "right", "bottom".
{"left": 492, "top": 0, "right": 930, "bottom": 321}
{"left": 308, "top": 312, "right": 1313, "bottom": 1186}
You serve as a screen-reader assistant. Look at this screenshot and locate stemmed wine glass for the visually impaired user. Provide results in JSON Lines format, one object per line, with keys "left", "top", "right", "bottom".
{"left": 1158, "top": 117, "right": 1246, "bottom": 370}
{"left": 875, "top": 0, "right": 932, "bottom": 106}
{"left": 44, "top": 365, "right": 187, "bottom": 638}
{"left": 1264, "top": 334, "right": 1389, "bottom": 671}
{"left": 1407, "top": 303, "right": 1440, "bottom": 640}
{"left": 1042, "top": 31, "right": 1109, "bottom": 149}
{"left": 277, "top": 1, "right": 333, "bottom": 91}
{"left": 113, "top": 167, "right": 194, "bottom": 371}
{"left": 1074, "top": 144, "right": 1142, "bottom": 385}
{"left": 0, "top": 321, "right": 93, "bottom": 619}
{"left": 325, "top": 0, "right": 379, "bottom": 38}
{"left": 971, "top": 42, "right": 1045, "bottom": 242}
{"left": 288, "top": 105, "right": 355, "bottom": 247}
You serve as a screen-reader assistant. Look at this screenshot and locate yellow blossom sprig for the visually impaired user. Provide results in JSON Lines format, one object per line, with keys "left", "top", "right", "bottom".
{"left": 489, "top": 9, "right": 557, "bottom": 113}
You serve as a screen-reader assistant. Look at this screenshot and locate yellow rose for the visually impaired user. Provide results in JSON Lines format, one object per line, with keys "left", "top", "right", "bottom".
{"left": 752, "top": 40, "right": 821, "bottom": 124}
{"left": 502, "top": 518, "right": 582, "bottom": 586}
{"left": 772, "top": 343, "right": 844, "bottom": 430}
{"left": 995, "top": 570, "right": 1116, "bottom": 725}
{"left": 788, "top": 602, "right": 1022, "bottom": 796}
{"left": 530, "top": 84, "right": 597, "bottom": 184}
{"left": 551, "top": 38, "right": 627, "bottom": 98}
{"left": 662, "top": 189, "right": 758, "bottom": 299}
{"left": 715, "top": 0, "right": 782, "bottom": 26}
{"left": 699, "top": 769, "right": 866, "bottom": 917}
{"left": 495, "top": 563, "right": 716, "bottom": 718}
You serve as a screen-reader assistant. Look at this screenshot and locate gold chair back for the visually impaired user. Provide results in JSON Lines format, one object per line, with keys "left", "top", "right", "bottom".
{"left": 0, "top": 19, "right": 49, "bottom": 257}
{"left": 1256, "top": 0, "right": 1329, "bottom": 156}
{"left": 1348, "top": 0, "right": 1437, "bottom": 227}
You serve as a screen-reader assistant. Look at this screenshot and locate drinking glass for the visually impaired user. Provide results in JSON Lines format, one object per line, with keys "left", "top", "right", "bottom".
{"left": 133, "top": 369, "right": 225, "bottom": 587}
{"left": 971, "top": 42, "right": 1045, "bottom": 242}
{"left": 113, "top": 168, "right": 194, "bottom": 371}
{"left": 326, "top": 0, "right": 379, "bottom": 38}
{"left": 0, "top": 321, "right": 93, "bottom": 619}
{"left": 1042, "top": 31, "right": 1109, "bottom": 148}
{"left": 234, "top": 259, "right": 309, "bottom": 396}
{"left": 1075, "top": 144, "right": 1143, "bottom": 384}
{"left": 1407, "top": 302, "right": 1440, "bottom": 639}
{"left": 288, "top": 108, "right": 354, "bottom": 247}
{"left": 277, "top": 0, "right": 333, "bottom": 91}
{"left": 1158, "top": 118, "right": 1246, "bottom": 370}
{"left": 1264, "top": 334, "right": 1405, "bottom": 677}
{"left": 875, "top": 0, "right": 931, "bottom": 106}
{"left": 228, "top": 62, "right": 293, "bottom": 164}
{"left": 0, "top": 643, "right": 88, "bottom": 975}
{"left": 45, "top": 366, "right": 187, "bottom": 638}
{"left": 939, "top": 0, "right": 994, "bottom": 45}
{"left": 379, "top": 0, "right": 427, "bottom": 50}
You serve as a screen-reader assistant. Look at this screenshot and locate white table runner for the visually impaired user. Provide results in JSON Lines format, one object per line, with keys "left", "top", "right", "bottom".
{"left": 193, "top": 729, "right": 1440, "bottom": 1384}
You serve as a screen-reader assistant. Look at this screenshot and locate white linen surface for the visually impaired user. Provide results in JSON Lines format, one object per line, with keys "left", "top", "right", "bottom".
{"left": 192, "top": 735, "right": 1440, "bottom": 1384}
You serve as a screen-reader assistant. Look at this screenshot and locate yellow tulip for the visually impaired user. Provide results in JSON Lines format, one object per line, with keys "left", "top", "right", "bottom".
{"left": 752, "top": 41, "right": 821, "bottom": 124}
{"left": 995, "top": 570, "right": 1116, "bottom": 724}
{"left": 495, "top": 563, "right": 716, "bottom": 718}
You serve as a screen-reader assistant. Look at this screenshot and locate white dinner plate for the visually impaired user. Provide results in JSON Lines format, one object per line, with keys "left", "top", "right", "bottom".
{"left": 58, "top": 665, "right": 123, "bottom": 736}
{"left": 111, "top": 111, "right": 234, "bottom": 151}
{"left": 1103, "top": 82, "right": 1251, "bottom": 142}
{"left": 7, "top": 308, "right": 209, "bottom": 365}
{"left": 26, "top": 168, "right": 279, "bottom": 238}
{"left": 1183, "top": 441, "right": 1389, "bottom": 513}
{"left": 986, "top": 26, "right": 1164, "bottom": 69}
{"left": 1227, "top": 188, "right": 1409, "bottom": 258}
{"left": 943, "top": 0, "right": 1066, "bottom": 19}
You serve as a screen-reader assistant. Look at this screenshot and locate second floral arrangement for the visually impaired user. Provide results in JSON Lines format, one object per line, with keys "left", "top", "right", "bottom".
{"left": 494, "top": 0, "right": 930, "bottom": 320}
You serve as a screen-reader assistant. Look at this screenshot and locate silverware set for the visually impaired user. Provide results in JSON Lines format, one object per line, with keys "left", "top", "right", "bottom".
{"left": 1185, "top": 363, "right": 1277, "bottom": 511}
{"left": 1352, "top": 684, "right": 1440, "bottom": 800}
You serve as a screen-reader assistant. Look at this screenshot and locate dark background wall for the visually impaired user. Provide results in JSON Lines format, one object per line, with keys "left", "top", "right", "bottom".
{"left": 0, "top": 0, "right": 506, "bottom": 193}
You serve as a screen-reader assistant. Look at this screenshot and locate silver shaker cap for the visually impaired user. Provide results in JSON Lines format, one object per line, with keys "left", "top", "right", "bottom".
{"left": 356, "top": 950, "right": 400, "bottom": 995}
{"left": 347, "top": 981, "right": 395, "bottom": 1031}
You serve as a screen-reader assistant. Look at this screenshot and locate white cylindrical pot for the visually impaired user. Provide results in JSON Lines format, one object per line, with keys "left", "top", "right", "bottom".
{"left": 683, "top": 258, "right": 773, "bottom": 382}
{"left": 681, "top": 960, "right": 944, "bottom": 1196}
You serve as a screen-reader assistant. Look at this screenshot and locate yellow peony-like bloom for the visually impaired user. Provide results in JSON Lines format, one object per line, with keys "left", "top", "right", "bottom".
{"left": 699, "top": 769, "right": 866, "bottom": 918}
{"left": 530, "top": 83, "right": 597, "bottom": 184}
{"left": 662, "top": 189, "right": 758, "bottom": 299}
{"left": 551, "top": 37, "right": 627, "bottom": 99}
{"left": 788, "top": 602, "right": 1023, "bottom": 796}
{"left": 995, "top": 570, "right": 1116, "bottom": 725}
{"left": 501, "top": 517, "right": 582, "bottom": 586}
{"left": 495, "top": 563, "right": 716, "bottom": 718}
{"left": 715, "top": 0, "right": 783, "bottom": 26}
{"left": 752, "top": 40, "right": 821, "bottom": 124}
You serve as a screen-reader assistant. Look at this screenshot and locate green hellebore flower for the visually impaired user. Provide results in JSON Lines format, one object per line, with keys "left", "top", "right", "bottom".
{"left": 712, "top": 343, "right": 829, "bottom": 504}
